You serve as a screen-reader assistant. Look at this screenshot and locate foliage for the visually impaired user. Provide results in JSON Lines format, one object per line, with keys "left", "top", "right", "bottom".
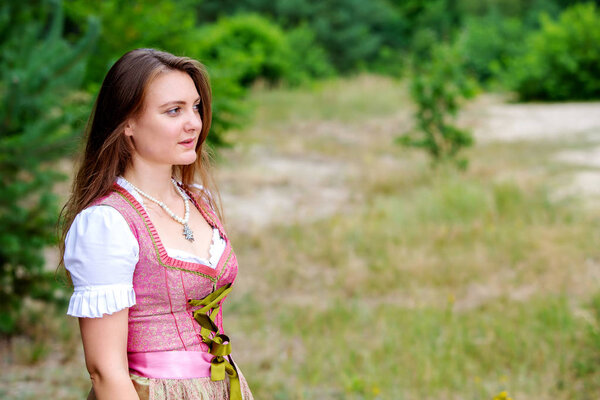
{"left": 202, "top": 70, "right": 248, "bottom": 149}
{"left": 64, "top": 0, "right": 245, "bottom": 147}
{"left": 300, "top": 0, "right": 405, "bottom": 72}
{"left": 195, "top": 16, "right": 334, "bottom": 86}
{"left": 0, "top": 0, "right": 98, "bottom": 334}
{"left": 77, "top": 0, "right": 598, "bottom": 81}
{"left": 285, "top": 25, "right": 336, "bottom": 83}
{"left": 190, "top": 14, "right": 296, "bottom": 87}
{"left": 64, "top": 0, "right": 197, "bottom": 87}
{"left": 455, "top": 12, "right": 526, "bottom": 83}
{"left": 505, "top": 2, "right": 600, "bottom": 101}
{"left": 399, "top": 44, "right": 477, "bottom": 168}
{"left": 406, "top": 0, "right": 462, "bottom": 60}
{"left": 195, "top": 0, "right": 408, "bottom": 72}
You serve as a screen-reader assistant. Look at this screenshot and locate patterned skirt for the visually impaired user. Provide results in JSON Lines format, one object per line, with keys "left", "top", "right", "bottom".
{"left": 86, "top": 370, "right": 254, "bottom": 400}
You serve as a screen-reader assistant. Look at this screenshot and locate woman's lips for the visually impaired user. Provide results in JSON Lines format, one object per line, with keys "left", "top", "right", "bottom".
{"left": 178, "top": 138, "right": 195, "bottom": 148}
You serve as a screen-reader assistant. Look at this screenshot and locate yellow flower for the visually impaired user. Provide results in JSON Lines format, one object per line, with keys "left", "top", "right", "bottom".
{"left": 493, "top": 391, "right": 509, "bottom": 400}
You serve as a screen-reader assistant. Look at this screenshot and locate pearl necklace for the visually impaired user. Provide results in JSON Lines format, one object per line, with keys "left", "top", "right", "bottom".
{"left": 120, "top": 177, "right": 195, "bottom": 242}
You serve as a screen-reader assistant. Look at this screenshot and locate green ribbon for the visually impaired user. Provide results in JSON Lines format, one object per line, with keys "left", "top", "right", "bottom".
{"left": 188, "top": 284, "right": 242, "bottom": 400}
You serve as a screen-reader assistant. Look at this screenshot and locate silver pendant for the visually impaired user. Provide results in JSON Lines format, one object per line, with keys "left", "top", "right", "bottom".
{"left": 183, "top": 224, "right": 194, "bottom": 242}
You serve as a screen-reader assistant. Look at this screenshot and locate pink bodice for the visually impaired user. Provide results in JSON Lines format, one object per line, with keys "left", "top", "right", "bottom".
{"left": 92, "top": 183, "right": 238, "bottom": 353}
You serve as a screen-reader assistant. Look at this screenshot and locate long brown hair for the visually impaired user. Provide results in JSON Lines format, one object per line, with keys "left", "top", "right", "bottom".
{"left": 58, "top": 48, "right": 223, "bottom": 272}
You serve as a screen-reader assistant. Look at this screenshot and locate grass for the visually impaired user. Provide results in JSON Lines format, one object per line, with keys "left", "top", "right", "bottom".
{"left": 4, "top": 74, "right": 600, "bottom": 399}
{"left": 221, "top": 75, "right": 600, "bottom": 399}
{"left": 227, "top": 169, "right": 599, "bottom": 398}
{"left": 250, "top": 75, "right": 411, "bottom": 126}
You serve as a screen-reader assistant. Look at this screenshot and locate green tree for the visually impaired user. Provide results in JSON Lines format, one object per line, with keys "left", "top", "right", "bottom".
{"left": 398, "top": 44, "right": 477, "bottom": 168}
{"left": 0, "top": 0, "right": 98, "bottom": 334}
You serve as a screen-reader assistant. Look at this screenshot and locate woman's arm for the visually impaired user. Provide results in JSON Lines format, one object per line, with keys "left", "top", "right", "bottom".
{"left": 79, "top": 308, "right": 139, "bottom": 399}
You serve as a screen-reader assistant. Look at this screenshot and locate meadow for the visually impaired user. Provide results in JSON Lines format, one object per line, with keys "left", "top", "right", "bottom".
{"left": 3, "top": 75, "right": 600, "bottom": 399}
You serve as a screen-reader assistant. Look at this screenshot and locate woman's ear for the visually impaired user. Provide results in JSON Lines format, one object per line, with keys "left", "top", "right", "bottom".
{"left": 124, "top": 119, "right": 136, "bottom": 137}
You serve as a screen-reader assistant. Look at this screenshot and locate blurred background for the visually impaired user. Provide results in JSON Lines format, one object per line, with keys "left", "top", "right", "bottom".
{"left": 2, "top": 0, "right": 600, "bottom": 398}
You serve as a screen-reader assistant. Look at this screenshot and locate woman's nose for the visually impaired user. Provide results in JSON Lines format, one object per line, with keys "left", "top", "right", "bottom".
{"left": 186, "top": 108, "right": 202, "bottom": 132}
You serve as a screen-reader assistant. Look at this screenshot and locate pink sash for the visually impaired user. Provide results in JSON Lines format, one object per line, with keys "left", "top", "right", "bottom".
{"left": 128, "top": 351, "right": 213, "bottom": 379}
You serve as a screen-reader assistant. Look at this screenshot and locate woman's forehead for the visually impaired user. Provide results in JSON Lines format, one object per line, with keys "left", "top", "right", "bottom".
{"left": 145, "top": 70, "right": 200, "bottom": 106}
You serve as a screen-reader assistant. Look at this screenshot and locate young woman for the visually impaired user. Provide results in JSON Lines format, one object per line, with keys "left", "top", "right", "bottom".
{"left": 59, "top": 48, "right": 253, "bottom": 400}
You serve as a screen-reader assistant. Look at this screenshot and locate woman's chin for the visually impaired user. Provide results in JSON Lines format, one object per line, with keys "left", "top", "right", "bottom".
{"left": 177, "top": 154, "right": 198, "bottom": 166}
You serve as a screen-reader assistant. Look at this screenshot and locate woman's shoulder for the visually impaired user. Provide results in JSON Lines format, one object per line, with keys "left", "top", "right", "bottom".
{"left": 67, "top": 204, "right": 136, "bottom": 244}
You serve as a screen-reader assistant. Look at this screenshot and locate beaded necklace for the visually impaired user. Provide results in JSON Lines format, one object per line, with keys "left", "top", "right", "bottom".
{"left": 120, "top": 177, "right": 195, "bottom": 242}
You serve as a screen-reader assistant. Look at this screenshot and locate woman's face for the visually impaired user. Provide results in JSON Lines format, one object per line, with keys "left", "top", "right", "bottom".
{"left": 125, "top": 70, "right": 202, "bottom": 170}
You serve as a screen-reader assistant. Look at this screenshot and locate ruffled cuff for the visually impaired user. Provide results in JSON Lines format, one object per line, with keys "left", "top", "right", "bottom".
{"left": 67, "top": 283, "right": 136, "bottom": 318}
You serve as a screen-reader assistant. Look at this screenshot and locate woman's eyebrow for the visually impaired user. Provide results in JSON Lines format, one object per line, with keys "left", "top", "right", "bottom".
{"left": 159, "top": 97, "right": 201, "bottom": 108}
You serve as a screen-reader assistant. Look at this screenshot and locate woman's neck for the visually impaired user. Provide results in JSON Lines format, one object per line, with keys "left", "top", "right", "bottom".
{"left": 122, "top": 165, "right": 178, "bottom": 201}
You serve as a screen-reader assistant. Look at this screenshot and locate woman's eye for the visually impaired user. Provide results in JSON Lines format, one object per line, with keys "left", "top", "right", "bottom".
{"left": 166, "top": 107, "right": 181, "bottom": 115}
{"left": 193, "top": 103, "right": 201, "bottom": 112}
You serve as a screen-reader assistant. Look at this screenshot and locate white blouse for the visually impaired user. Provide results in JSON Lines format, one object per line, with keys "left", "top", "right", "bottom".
{"left": 64, "top": 177, "right": 225, "bottom": 318}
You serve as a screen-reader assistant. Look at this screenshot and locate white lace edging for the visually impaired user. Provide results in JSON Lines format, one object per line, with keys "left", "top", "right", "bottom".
{"left": 67, "top": 283, "right": 136, "bottom": 318}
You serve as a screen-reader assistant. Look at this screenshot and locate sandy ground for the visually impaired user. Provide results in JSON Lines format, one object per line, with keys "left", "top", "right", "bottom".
{"left": 487, "top": 97, "right": 600, "bottom": 188}
{"left": 466, "top": 97, "right": 600, "bottom": 143}
{"left": 217, "top": 151, "right": 357, "bottom": 231}
{"left": 464, "top": 95, "right": 600, "bottom": 199}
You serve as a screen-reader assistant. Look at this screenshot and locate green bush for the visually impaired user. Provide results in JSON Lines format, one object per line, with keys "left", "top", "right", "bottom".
{"left": 191, "top": 14, "right": 295, "bottom": 87}
{"left": 0, "top": 0, "right": 97, "bottom": 334}
{"left": 505, "top": 2, "right": 600, "bottom": 100}
{"left": 456, "top": 13, "right": 526, "bottom": 83}
{"left": 189, "top": 14, "right": 334, "bottom": 88}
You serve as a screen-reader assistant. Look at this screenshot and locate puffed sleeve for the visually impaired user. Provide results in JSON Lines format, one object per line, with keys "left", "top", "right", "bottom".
{"left": 64, "top": 205, "right": 139, "bottom": 318}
